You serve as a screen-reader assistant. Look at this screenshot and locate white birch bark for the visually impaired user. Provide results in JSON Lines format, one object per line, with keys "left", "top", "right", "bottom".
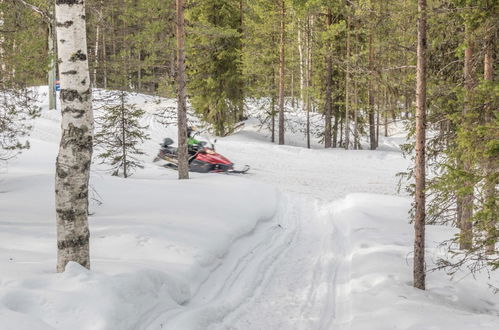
{"left": 55, "top": 0, "right": 93, "bottom": 272}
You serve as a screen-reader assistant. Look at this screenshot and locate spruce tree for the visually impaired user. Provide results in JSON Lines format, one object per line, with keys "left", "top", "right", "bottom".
{"left": 186, "top": 0, "right": 245, "bottom": 136}
{"left": 94, "top": 90, "right": 150, "bottom": 178}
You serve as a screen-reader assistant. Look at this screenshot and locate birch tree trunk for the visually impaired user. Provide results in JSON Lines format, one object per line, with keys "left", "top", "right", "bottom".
{"left": 413, "top": 0, "right": 427, "bottom": 290}
{"left": 55, "top": 0, "right": 93, "bottom": 273}
{"left": 176, "top": 0, "right": 189, "bottom": 179}
{"left": 278, "top": 0, "right": 286, "bottom": 145}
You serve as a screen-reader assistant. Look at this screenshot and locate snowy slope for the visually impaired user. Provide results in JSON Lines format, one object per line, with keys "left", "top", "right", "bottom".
{"left": 1, "top": 88, "right": 498, "bottom": 330}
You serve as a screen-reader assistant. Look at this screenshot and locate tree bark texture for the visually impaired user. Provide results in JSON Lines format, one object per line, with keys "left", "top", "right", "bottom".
{"left": 324, "top": 8, "right": 333, "bottom": 149}
{"left": 368, "top": 31, "right": 376, "bottom": 150}
{"left": 176, "top": 0, "right": 189, "bottom": 179}
{"left": 459, "top": 25, "right": 476, "bottom": 250}
{"left": 278, "top": 0, "right": 286, "bottom": 145}
{"left": 413, "top": 0, "right": 427, "bottom": 290}
{"left": 55, "top": 0, "right": 93, "bottom": 273}
{"left": 48, "top": 21, "right": 57, "bottom": 110}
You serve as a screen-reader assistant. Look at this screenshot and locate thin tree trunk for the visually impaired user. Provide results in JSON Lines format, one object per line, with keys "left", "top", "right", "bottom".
{"left": 324, "top": 8, "right": 333, "bottom": 148}
{"left": 93, "top": 21, "right": 99, "bottom": 87}
{"left": 278, "top": 0, "right": 286, "bottom": 145}
{"left": 484, "top": 34, "right": 496, "bottom": 253}
{"left": 353, "top": 80, "right": 358, "bottom": 150}
{"left": 368, "top": 30, "right": 376, "bottom": 150}
{"left": 271, "top": 66, "right": 276, "bottom": 143}
{"left": 413, "top": 0, "right": 427, "bottom": 290}
{"left": 55, "top": 0, "right": 93, "bottom": 273}
{"left": 459, "top": 24, "right": 475, "bottom": 250}
{"left": 48, "top": 21, "right": 57, "bottom": 110}
{"left": 306, "top": 14, "right": 312, "bottom": 149}
{"left": 121, "top": 91, "right": 127, "bottom": 178}
{"left": 176, "top": 0, "right": 189, "bottom": 180}
{"left": 102, "top": 25, "right": 107, "bottom": 89}
{"left": 298, "top": 25, "right": 305, "bottom": 110}
{"left": 384, "top": 89, "right": 389, "bottom": 137}
{"left": 344, "top": 11, "right": 350, "bottom": 150}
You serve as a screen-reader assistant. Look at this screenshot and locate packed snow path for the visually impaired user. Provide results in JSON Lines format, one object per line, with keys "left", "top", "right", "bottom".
{"left": 144, "top": 125, "right": 409, "bottom": 330}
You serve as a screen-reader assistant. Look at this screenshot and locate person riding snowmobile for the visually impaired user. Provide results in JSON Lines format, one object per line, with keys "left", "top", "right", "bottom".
{"left": 187, "top": 127, "right": 204, "bottom": 156}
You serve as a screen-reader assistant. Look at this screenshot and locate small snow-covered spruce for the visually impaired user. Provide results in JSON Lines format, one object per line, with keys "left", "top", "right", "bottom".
{"left": 0, "top": 88, "right": 40, "bottom": 161}
{"left": 94, "top": 90, "right": 150, "bottom": 178}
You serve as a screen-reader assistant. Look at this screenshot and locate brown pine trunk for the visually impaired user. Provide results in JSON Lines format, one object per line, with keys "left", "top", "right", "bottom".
{"left": 176, "top": 0, "right": 189, "bottom": 180}
{"left": 324, "top": 8, "right": 333, "bottom": 149}
{"left": 459, "top": 24, "right": 475, "bottom": 250}
{"left": 278, "top": 0, "right": 286, "bottom": 145}
{"left": 484, "top": 36, "right": 496, "bottom": 253}
{"left": 413, "top": 0, "right": 427, "bottom": 290}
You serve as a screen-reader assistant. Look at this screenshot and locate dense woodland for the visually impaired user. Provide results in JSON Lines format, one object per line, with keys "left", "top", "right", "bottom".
{"left": 0, "top": 0, "right": 497, "bottom": 288}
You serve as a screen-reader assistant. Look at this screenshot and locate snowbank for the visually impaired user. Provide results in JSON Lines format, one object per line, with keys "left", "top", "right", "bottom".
{"left": 331, "top": 193, "right": 499, "bottom": 330}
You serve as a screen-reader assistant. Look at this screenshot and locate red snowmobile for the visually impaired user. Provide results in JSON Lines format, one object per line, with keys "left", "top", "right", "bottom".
{"left": 153, "top": 138, "right": 250, "bottom": 174}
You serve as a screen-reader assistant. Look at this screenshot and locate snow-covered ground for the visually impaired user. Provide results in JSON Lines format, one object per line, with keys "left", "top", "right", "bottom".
{"left": 1, "top": 88, "right": 498, "bottom": 330}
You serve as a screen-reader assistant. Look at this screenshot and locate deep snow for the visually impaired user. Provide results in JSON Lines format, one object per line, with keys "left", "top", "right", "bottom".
{"left": 1, "top": 88, "right": 498, "bottom": 330}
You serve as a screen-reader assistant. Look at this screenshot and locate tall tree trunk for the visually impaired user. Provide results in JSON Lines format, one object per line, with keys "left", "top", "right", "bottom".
{"left": 353, "top": 80, "right": 359, "bottom": 150}
{"left": 368, "top": 30, "right": 376, "bottom": 150}
{"left": 271, "top": 66, "right": 276, "bottom": 143}
{"left": 48, "top": 21, "right": 57, "bottom": 110}
{"left": 102, "top": 25, "right": 107, "bottom": 89}
{"left": 324, "top": 8, "right": 333, "bottom": 148}
{"left": 413, "top": 0, "right": 427, "bottom": 290}
{"left": 55, "top": 0, "right": 93, "bottom": 273}
{"left": 176, "top": 0, "right": 189, "bottom": 180}
{"left": 306, "top": 14, "right": 312, "bottom": 149}
{"left": 120, "top": 91, "right": 127, "bottom": 178}
{"left": 278, "top": 0, "right": 286, "bottom": 145}
{"left": 344, "top": 11, "right": 350, "bottom": 150}
{"left": 483, "top": 34, "right": 496, "bottom": 253}
{"left": 459, "top": 24, "right": 475, "bottom": 250}
{"left": 298, "top": 25, "right": 306, "bottom": 110}
{"left": 93, "top": 21, "right": 100, "bottom": 87}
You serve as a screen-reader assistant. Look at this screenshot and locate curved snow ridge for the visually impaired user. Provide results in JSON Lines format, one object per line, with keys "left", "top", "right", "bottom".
{"left": 142, "top": 193, "right": 309, "bottom": 330}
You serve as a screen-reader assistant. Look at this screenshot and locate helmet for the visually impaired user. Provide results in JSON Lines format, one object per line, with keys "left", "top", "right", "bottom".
{"left": 187, "top": 126, "right": 197, "bottom": 137}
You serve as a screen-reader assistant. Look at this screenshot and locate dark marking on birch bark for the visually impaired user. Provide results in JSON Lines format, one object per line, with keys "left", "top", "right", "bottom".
{"left": 81, "top": 78, "right": 86, "bottom": 85}
{"left": 70, "top": 50, "right": 87, "bottom": 62}
{"left": 60, "top": 88, "right": 91, "bottom": 102}
{"left": 62, "top": 70, "right": 78, "bottom": 75}
{"left": 56, "top": 167, "right": 69, "bottom": 179}
{"left": 56, "top": 208, "right": 78, "bottom": 222}
{"left": 57, "top": 21, "right": 74, "bottom": 28}
{"left": 61, "top": 124, "right": 93, "bottom": 151}
{"left": 62, "top": 106, "right": 86, "bottom": 118}
{"left": 57, "top": 232, "right": 90, "bottom": 250}
{"left": 56, "top": 0, "right": 83, "bottom": 5}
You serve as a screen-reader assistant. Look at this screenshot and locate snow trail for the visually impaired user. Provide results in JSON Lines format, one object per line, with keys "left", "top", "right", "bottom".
{"left": 141, "top": 123, "right": 409, "bottom": 329}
